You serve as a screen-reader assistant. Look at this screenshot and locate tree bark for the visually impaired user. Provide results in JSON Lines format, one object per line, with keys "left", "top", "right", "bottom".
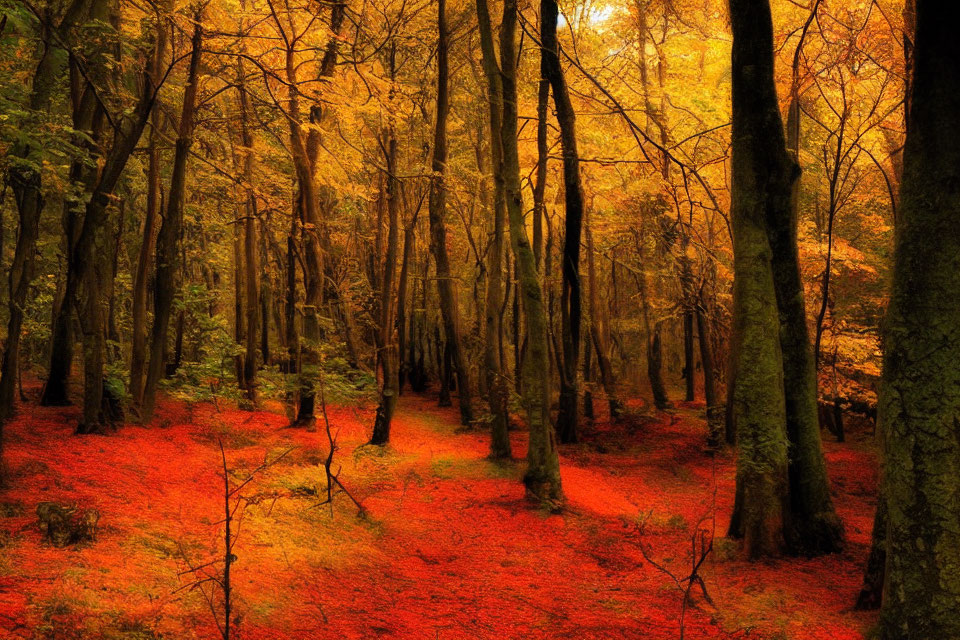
{"left": 2, "top": 0, "right": 90, "bottom": 419}
{"left": 878, "top": 3, "right": 960, "bottom": 636}
{"left": 772, "top": 0, "right": 843, "bottom": 555}
{"left": 541, "top": 0, "right": 584, "bottom": 445}
{"left": 500, "top": 0, "right": 562, "bottom": 506}
{"left": 370, "top": 45, "right": 400, "bottom": 446}
{"left": 726, "top": 0, "right": 791, "bottom": 558}
{"left": 428, "top": 0, "right": 473, "bottom": 426}
{"left": 141, "top": 14, "right": 203, "bottom": 423}
{"left": 237, "top": 58, "right": 259, "bottom": 406}
{"left": 585, "top": 210, "right": 623, "bottom": 421}
{"left": 129, "top": 1, "right": 170, "bottom": 410}
{"left": 476, "top": 0, "right": 510, "bottom": 458}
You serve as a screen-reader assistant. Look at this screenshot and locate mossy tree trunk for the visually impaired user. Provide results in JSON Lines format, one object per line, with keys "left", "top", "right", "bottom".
{"left": 878, "top": 2, "right": 960, "bottom": 636}
{"left": 726, "top": 0, "right": 791, "bottom": 558}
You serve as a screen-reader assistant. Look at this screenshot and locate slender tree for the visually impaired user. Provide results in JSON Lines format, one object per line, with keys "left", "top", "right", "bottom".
{"left": 541, "top": 0, "right": 585, "bottom": 444}
{"left": 500, "top": 0, "right": 562, "bottom": 505}
{"left": 476, "top": 0, "right": 510, "bottom": 458}
{"left": 428, "top": 0, "right": 474, "bottom": 426}
{"left": 141, "top": 12, "right": 204, "bottom": 423}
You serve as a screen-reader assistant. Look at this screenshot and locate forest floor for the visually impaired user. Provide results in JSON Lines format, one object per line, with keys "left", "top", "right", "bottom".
{"left": 0, "top": 383, "right": 879, "bottom": 640}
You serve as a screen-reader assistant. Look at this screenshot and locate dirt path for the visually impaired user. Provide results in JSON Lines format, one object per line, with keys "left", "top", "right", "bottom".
{"left": 0, "top": 390, "right": 878, "bottom": 639}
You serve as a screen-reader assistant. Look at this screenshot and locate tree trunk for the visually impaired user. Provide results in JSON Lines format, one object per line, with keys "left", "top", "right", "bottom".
{"left": 397, "top": 218, "right": 414, "bottom": 394}
{"left": 855, "top": 492, "right": 886, "bottom": 610}
{"left": 129, "top": 2, "right": 169, "bottom": 409}
{"left": 141, "top": 14, "right": 203, "bottom": 422}
{"left": 726, "top": 0, "right": 791, "bottom": 558}
{"left": 500, "top": 0, "right": 562, "bottom": 506}
{"left": 585, "top": 210, "right": 623, "bottom": 421}
{"left": 476, "top": 0, "right": 510, "bottom": 458}
{"left": 129, "top": 123, "right": 162, "bottom": 408}
{"left": 1, "top": 168, "right": 43, "bottom": 422}
{"left": 878, "top": 3, "right": 960, "bottom": 636}
{"left": 541, "top": 0, "right": 584, "bottom": 445}
{"left": 237, "top": 60, "right": 259, "bottom": 406}
{"left": 370, "top": 45, "right": 400, "bottom": 446}
{"left": 697, "top": 301, "right": 721, "bottom": 449}
{"left": 428, "top": 0, "right": 473, "bottom": 426}
{"left": 233, "top": 214, "right": 245, "bottom": 386}
{"left": 5, "top": 0, "right": 91, "bottom": 416}
{"left": 683, "top": 311, "right": 695, "bottom": 401}
{"left": 773, "top": 0, "right": 843, "bottom": 555}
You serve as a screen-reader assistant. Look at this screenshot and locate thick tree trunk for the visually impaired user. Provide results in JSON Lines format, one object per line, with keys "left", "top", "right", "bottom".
{"left": 500, "top": 0, "right": 562, "bottom": 506}
{"left": 42, "top": 88, "right": 103, "bottom": 409}
{"left": 541, "top": 0, "right": 584, "bottom": 445}
{"left": 773, "top": 44, "right": 844, "bottom": 557}
{"left": 855, "top": 492, "right": 886, "bottom": 610}
{"left": 0, "top": 170, "right": 43, "bottom": 422}
{"left": 755, "top": 0, "right": 844, "bottom": 555}
{"left": 878, "top": 3, "right": 960, "bottom": 636}
{"left": 726, "top": 0, "right": 791, "bottom": 558}
{"left": 70, "top": 7, "right": 165, "bottom": 431}
{"left": 141, "top": 15, "right": 203, "bottom": 422}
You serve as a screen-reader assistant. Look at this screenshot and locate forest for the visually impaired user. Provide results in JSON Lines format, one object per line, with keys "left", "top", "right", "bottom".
{"left": 0, "top": 0, "right": 957, "bottom": 637}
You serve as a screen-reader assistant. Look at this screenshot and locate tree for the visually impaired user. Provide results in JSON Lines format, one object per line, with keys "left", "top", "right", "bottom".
{"left": 475, "top": 0, "right": 510, "bottom": 459}
{"left": 428, "top": 0, "right": 474, "bottom": 427}
{"left": 500, "top": 0, "right": 561, "bottom": 506}
{"left": 541, "top": 0, "right": 585, "bottom": 445}
{"left": 726, "top": 0, "right": 792, "bottom": 558}
{"left": 771, "top": 0, "right": 844, "bottom": 554}
{"left": 878, "top": 1, "right": 960, "bottom": 636}
{"left": 1, "top": 0, "right": 100, "bottom": 424}
{"left": 370, "top": 43, "right": 401, "bottom": 446}
{"left": 141, "top": 10, "right": 204, "bottom": 423}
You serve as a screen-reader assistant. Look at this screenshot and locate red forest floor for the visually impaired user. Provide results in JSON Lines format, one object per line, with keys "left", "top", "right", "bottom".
{"left": 0, "top": 384, "right": 879, "bottom": 640}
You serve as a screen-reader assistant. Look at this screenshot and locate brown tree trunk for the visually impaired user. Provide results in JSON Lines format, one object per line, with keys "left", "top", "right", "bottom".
{"left": 5, "top": 0, "right": 91, "bottom": 416}
{"left": 476, "top": 0, "right": 511, "bottom": 458}
{"left": 370, "top": 45, "right": 401, "bottom": 445}
{"left": 585, "top": 210, "right": 623, "bottom": 421}
{"left": 428, "top": 0, "right": 473, "bottom": 426}
{"left": 877, "top": 2, "right": 960, "bottom": 635}
{"left": 541, "top": 0, "right": 584, "bottom": 445}
{"left": 500, "top": 0, "right": 562, "bottom": 505}
{"left": 726, "top": 0, "right": 792, "bottom": 557}
{"left": 128, "top": 3, "right": 169, "bottom": 409}
{"left": 141, "top": 14, "right": 203, "bottom": 423}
